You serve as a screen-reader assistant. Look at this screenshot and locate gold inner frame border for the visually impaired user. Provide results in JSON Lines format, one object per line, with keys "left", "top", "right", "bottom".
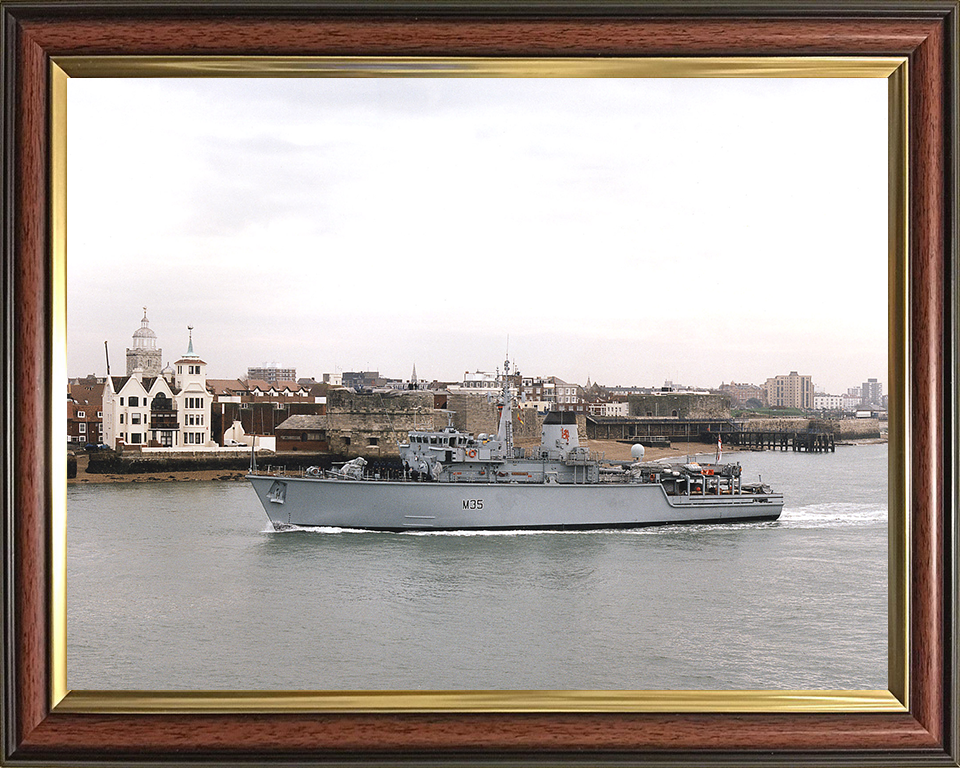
{"left": 49, "top": 55, "right": 909, "bottom": 715}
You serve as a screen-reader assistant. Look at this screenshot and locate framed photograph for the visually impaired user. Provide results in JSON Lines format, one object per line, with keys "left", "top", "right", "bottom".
{"left": 2, "top": 2, "right": 957, "bottom": 765}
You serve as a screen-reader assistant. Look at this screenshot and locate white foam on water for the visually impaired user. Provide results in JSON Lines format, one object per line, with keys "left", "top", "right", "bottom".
{"left": 402, "top": 528, "right": 576, "bottom": 537}
{"left": 778, "top": 502, "right": 887, "bottom": 528}
{"left": 266, "top": 524, "right": 372, "bottom": 535}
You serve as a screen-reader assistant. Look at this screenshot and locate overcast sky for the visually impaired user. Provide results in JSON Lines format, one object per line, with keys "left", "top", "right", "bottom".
{"left": 67, "top": 76, "right": 887, "bottom": 394}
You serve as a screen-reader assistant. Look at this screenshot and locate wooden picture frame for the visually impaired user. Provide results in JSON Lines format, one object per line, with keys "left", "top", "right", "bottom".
{"left": 2, "top": 2, "right": 957, "bottom": 765}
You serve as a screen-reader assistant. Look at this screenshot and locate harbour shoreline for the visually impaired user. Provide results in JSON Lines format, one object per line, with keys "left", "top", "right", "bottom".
{"left": 69, "top": 440, "right": 723, "bottom": 484}
{"left": 68, "top": 437, "right": 886, "bottom": 485}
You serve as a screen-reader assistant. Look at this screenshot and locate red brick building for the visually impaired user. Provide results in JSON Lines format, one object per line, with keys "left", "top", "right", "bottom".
{"left": 67, "top": 380, "right": 104, "bottom": 446}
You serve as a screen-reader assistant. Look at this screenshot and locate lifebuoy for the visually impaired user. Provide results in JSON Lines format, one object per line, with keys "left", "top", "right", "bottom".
{"left": 466, "top": 448, "right": 478, "bottom": 459}
{"left": 649, "top": 473, "right": 656, "bottom": 483}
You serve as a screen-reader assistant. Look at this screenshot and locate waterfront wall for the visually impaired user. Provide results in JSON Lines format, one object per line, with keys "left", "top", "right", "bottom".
{"left": 816, "top": 417, "right": 882, "bottom": 440}
{"left": 87, "top": 451, "right": 252, "bottom": 474}
{"left": 732, "top": 417, "right": 812, "bottom": 433}
{"left": 735, "top": 417, "right": 881, "bottom": 440}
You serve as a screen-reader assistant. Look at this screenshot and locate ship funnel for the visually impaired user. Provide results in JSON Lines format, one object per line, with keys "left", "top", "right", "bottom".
{"left": 541, "top": 411, "right": 579, "bottom": 455}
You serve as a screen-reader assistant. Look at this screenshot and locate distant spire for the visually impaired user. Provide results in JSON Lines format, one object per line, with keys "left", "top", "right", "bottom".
{"left": 184, "top": 325, "right": 198, "bottom": 358}
{"left": 411, "top": 363, "right": 418, "bottom": 384}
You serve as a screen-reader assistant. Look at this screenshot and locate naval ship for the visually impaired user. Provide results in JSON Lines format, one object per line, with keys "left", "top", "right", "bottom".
{"left": 247, "top": 360, "right": 783, "bottom": 532}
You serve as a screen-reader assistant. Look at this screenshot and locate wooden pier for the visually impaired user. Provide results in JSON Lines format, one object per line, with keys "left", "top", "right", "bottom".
{"left": 728, "top": 429, "right": 835, "bottom": 452}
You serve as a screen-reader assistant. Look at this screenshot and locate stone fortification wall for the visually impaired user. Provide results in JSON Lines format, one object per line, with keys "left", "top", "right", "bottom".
{"left": 514, "top": 408, "right": 545, "bottom": 441}
{"left": 326, "top": 388, "right": 436, "bottom": 413}
{"left": 736, "top": 416, "right": 881, "bottom": 440}
{"left": 813, "top": 417, "right": 882, "bottom": 440}
{"left": 628, "top": 393, "right": 730, "bottom": 419}
{"left": 324, "top": 389, "right": 447, "bottom": 458}
{"left": 446, "top": 392, "right": 501, "bottom": 436}
{"left": 444, "top": 394, "right": 586, "bottom": 444}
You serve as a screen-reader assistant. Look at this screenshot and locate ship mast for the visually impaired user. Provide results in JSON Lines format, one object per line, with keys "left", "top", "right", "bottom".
{"left": 499, "top": 355, "right": 514, "bottom": 456}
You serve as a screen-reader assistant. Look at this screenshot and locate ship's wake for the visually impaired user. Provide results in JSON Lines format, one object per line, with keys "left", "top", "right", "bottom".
{"left": 265, "top": 524, "right": 372, "bottom": 535}
{"left": 778, "top": 502, "right": 887, "bottom": 529}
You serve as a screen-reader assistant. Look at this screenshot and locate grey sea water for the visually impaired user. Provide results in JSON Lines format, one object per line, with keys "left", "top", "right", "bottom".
{"left": 67, "top": 442, "right": 887, "bottom": 691}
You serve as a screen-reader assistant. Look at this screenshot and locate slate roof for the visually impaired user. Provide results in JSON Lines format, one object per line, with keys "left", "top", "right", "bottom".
{"left": 275, "top": 414, "right": 328, "bottom": 431}
{"left": 109, "top": 375, "right": 180, "bottom": 395}
{"left": 206, "top": 378, "right": 248, "bottom": 396}
{"left": 68, "top": 382, "right": 104, "bottom": 409}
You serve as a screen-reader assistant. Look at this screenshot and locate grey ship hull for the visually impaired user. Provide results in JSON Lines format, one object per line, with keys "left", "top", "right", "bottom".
{"left": 248, "top": 474, "right": 783, "bottom": 532}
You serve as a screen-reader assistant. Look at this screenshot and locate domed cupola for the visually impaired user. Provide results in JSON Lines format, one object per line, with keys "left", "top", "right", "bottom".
{"left": 132, "top": 308, "right": 157, "bottom": 349}
{"left": 126, "top": 307, "right": 162, "bottom": 376}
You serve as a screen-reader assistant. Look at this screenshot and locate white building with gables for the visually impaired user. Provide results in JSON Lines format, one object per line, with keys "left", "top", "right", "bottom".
{"left": 102, "top": 319, "right": 212, "bottom": 450}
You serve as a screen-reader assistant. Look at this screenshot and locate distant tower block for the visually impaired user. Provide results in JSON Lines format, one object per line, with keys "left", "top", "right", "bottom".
{"left": 126, "top": 307, "right": 162, "bottom": 376}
